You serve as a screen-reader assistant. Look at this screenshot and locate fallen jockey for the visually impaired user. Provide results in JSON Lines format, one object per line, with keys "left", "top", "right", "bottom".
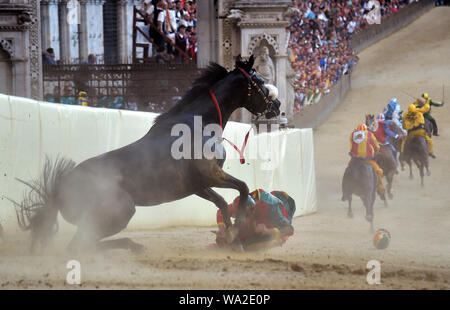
{"left": 402, "top": 103, "right": 435, "bottom": 158}
{"left": 414, "top": 93, "right": 444, "bottom": 136}
{"left": 349, "top": 124, "right": 386, "bottom": 200}
{"left": 383, "top": 97, "right": 407, "bottom": 135}
{"left": 372, "top": 113, "right": 401, "bottom": 166}
{"left": 215, "top": 189, "right": 295, "bottom": 251}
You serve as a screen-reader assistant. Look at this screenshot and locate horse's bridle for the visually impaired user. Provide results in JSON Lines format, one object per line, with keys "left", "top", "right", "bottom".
{"left": 237, "top": 67, "right": 277, "bottom": 118}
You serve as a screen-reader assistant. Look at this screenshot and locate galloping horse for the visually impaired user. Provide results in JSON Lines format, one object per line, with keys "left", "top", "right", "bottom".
{"left": 9, "top": 55, "right": 281, "bottom": 253}
{"left": 398, "top": 118, "right": 432, "bottom": 173}
{"left": 342, "top": 158, "right": 378, "bottom": 232}
{"left": 365, "top": 114, "right": 404, "bottom": 201}
{"left": 401, "top": 119, "right": 433, "bottom": 187}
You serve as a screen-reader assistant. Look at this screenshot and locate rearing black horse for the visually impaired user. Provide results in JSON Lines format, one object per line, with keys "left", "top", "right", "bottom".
{"left": 10, "top": 55, "right": 281, "bottom": 253}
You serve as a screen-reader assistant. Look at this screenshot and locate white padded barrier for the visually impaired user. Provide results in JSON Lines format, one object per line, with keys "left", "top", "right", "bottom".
{"left": 0, "top": 94, "right": 317, "bottom": 231}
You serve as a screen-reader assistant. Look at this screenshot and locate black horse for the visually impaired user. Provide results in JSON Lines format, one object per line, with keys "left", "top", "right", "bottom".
{"left": 10, "top": 55, "right": 281, "bottom": 253}
{"left": 341, "top": 158, "right": 378, "bottom": 232}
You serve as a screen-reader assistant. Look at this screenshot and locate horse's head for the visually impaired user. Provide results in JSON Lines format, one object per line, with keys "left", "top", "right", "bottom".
{"left": 365, "top": 114, "right": 377, "bottom": 132}
{"left": 234, "top": 55, "right": 281, "bottom": 119}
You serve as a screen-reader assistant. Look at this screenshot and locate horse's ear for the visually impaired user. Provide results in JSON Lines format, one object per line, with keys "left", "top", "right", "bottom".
{"left": 248, "top": 55, "right": 255, "bottom": 70}
{"left": 235, "top": 54, "right": 244, "bottom": 68}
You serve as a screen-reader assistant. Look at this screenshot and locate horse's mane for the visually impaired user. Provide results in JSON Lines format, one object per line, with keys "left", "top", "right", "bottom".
{"left": 153, "top": 63, "right": 229, "bottom": 125}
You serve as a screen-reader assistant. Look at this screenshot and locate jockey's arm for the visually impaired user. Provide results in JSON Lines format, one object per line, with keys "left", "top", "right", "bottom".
{"left": 383, "top": 122, "right": 399, "bottom": 139}
{"left": 430, "top": 99, "right": 444, "bottom": 107}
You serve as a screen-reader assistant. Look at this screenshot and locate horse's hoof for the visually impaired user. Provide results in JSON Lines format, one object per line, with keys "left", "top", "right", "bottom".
{"left": 226, "top": 227, "right": 239, "bottom": 244}
{"left": 409, "top": 175, "right": 413, "bottom": 180}
{"left": 365, "top": 214, "right": 373, "bottom": 223}
{"left": 388, "top": 192, "right": 393, "bottom": 200}
{"left": 230, "top": 240, "right": 244, "bottom": 253}
{"left": 347, "top": 212, "right": 353, "bottom": 218}
{"left": 426, "top": 170, "right": 431, "bottom": 176}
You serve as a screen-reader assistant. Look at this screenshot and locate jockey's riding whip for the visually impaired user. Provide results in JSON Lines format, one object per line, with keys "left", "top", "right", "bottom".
{"left": 401, "top": 90, "right": 416, "bottom": 100}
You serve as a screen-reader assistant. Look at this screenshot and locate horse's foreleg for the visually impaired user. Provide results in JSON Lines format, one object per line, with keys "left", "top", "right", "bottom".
{"left": 198, "top": 162, "right": 249, "bottom": 244}
{"left": 196, "top": 188, "right": 232, "bottom": 228}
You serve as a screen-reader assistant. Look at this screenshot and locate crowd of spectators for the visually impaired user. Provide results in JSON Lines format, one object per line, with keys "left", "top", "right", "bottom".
{"left": 288, "top": 0, "right": 421, "bottom": 113}
{"left": 140, "top": 0, "right": 198, "bottom": 63}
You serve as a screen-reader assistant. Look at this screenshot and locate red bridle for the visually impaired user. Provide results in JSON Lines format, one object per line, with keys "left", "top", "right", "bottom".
{"left": 209, "top": 77, "right": 252, "bottom": 164}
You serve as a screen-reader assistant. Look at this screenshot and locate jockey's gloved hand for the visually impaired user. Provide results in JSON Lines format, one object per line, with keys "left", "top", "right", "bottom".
{"left": 395, "top": 134, "right": 399, "bottom": 139}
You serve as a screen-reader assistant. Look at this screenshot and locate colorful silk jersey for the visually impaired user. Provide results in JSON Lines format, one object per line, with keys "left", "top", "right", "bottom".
{"left": 349, "top": 128, "right": 380, "bottom": 159}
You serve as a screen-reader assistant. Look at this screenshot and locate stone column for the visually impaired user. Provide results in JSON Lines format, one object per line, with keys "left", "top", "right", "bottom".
{"left": 197, "top": 0, "right": 218, "bottom": 68}
{"left": 117, "top": 0, "right": 129, "bottom": 64}
{"left": 58, "top": 0, "right": 71, "bottom": 63}
{"left": 40, "top": 1, "right": 51, "bottom": 51}
{"left": 78, "top": 0, "right": 88, "bottom": 63}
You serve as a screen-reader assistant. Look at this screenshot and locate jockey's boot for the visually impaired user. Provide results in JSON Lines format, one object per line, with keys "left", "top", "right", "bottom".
{"left": 429, "top": 153, "right": 436, "bottom": 159}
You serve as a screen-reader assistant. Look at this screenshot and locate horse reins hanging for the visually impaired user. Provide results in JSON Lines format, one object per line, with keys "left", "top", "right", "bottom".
{"left": 209, "top": 89, "right": 251, "bottom": 164}
{"left": 209, "top": 67, "right": 274, "bottom": 164}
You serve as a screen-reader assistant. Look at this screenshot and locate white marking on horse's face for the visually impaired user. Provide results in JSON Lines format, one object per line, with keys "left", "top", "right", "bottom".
{"left": 265, "top": 84, "right": 278, "bottom": 100}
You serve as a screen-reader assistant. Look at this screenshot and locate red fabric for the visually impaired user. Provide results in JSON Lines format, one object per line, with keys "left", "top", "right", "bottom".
{"left": 373, "top": 121, "right": 387, "bottom": 144}
{"left": 350, "top": 130, "right": 378, "bottom": 158}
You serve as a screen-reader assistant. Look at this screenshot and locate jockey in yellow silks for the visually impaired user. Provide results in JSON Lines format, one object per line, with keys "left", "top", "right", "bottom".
{"left": 402, "top": 100, "right": 435, "bottom": 158}
{"left": 349, "top": 124, "right": 385, "bottom": 197}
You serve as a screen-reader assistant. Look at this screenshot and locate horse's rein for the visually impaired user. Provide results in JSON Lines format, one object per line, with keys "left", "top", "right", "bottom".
{"left": 209, "top": 88, "right": 252, "bottom": 165}
{"left": 207, "top": 67, "right": 275, "bottom": 164}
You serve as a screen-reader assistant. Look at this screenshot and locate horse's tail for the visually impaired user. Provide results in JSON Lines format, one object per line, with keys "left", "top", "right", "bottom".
{"left": 6, "top": 156, "right": 76, "bottom": 252}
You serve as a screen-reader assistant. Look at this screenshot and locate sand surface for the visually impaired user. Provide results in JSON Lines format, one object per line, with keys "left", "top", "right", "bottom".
{"left": 1, "top": 7, "right": 450, "bottom": 290}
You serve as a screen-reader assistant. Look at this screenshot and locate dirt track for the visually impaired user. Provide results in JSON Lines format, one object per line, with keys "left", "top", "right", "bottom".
{"left": 1, "top": 7, "right": 450, "bottom": 290}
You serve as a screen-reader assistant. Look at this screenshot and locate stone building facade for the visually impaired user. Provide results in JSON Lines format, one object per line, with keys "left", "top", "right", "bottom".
{"left": 0, "top": 0, "right": 42, "bottom": 99}
{"left": 198, "top": 0, "right": 294, "bottom": 121}
{"left": 1, "top": 0, "right": 295, "bottom": 118}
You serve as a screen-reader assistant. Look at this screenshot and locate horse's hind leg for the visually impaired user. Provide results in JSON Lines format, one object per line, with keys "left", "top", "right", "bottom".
{"left": 386, "top": 172, "right": 394, "bottom": 201}
{"left": 68, "top": 187, "right": 142, "bottom": 253}
{"left": 364, "top": 192, "right": 375, "bottom": 233}
{"left": 407, "top": 159, "right": 413, "bottom": 180}
{"left": 347, "top": 195, "right": 353, "bottom": 218}
{"left": 415, "top": 159, "right": 425, "bottom": 187}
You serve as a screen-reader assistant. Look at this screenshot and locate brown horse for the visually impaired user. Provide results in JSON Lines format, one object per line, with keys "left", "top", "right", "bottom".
{"left": 401, "top": 120, "right": 433, "bottom": 187}
{"left": 342, "top": 158, "right": 377, "bottom": 232}
{"left": 365, "top": 114, "right": 404, "bottom": 202}
{"left": 398, "top": 118, "right": 433, "bottom": 174}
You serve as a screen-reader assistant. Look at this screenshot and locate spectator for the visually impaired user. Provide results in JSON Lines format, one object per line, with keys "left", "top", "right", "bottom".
{"left": 77, "top": 90, "right": 89, "bottom": 106}
{"left": 61, "top": 84, "right": 76, "bottom": 105}
{"left": 83, "top": 54, "right": 97, "bottom": 65}
{"left": 42, "top": 48, "right": 57, "bottom": 65}
{"left": 150, "top": 0, "right": 167, "bottom": 50}
{"left": 110, "top": 88, "right": 127, "bottom": 110}
{"left": 175, "top": 24, "right": 189, "bottom": 62}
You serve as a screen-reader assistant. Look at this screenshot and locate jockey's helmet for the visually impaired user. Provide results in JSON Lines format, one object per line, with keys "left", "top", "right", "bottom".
{"left": 377, "top": 113, "right": 385, "bottom": 121}
{"left": 408, "top": 104, "right": 416, "bottom": 112}
{"left": 357, "top": 124, "right": 367, "bottom": 131}
{"left": 389, "top": 97, "right": 397, "bottom": 105}
{"left": 421, "top": 93, "right": 429, "bottom": 99}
